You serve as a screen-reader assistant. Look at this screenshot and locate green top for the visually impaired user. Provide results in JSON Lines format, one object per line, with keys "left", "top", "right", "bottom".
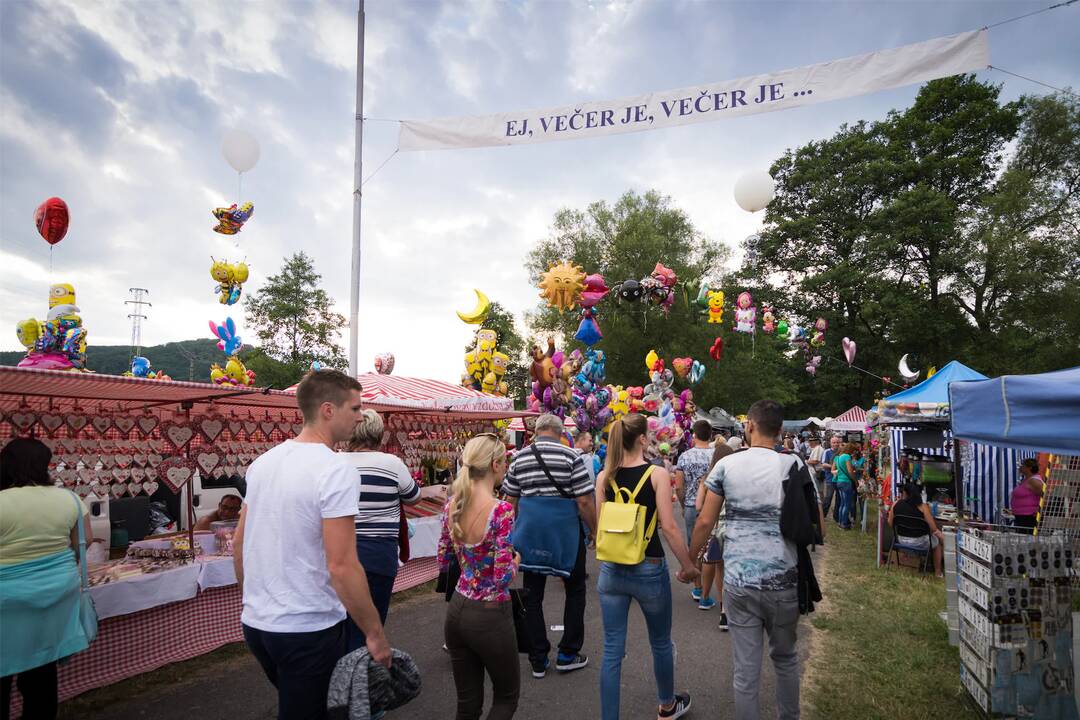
{"left": 834, "top": 453, "right": 854, "bottom": 484}
{"left": 0, "top": 487, "right": 82, "bottom": 565}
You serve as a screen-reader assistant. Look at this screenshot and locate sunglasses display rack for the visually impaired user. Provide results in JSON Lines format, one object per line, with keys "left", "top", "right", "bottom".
{"left": 956, "top": 527, "right": 1079, "bottom": 718}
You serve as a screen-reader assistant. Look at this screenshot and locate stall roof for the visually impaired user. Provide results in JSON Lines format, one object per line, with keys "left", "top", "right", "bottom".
{"left": 0, "top": 367, "right": 533, "bottom": 420}
{"left": 949, "top": 366, "right": 1080, "bottom": 456}
{"left": 825, "top": 406, "right": 869, "bottom": 432}
{"left": 882, "top": 360, "right": 988, "bottom": 405}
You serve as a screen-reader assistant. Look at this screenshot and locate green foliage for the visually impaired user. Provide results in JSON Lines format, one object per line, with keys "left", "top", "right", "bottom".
{"left": 244, "top": 252, "right": 347, "bottom": 378}
{"left": 0, "top": 339, "right": 223, "bottom": 381}
{"left": 461, "top": 301, "right": 529, "bottom": 407}
{"left": 239, "top": 347, "right": 304, "bottom": 390}
{"left": 744, "top": 77, "right": 1080, "bottom": 414}
{"left": 524, "top": 190, "right": 797, "bottom": 414}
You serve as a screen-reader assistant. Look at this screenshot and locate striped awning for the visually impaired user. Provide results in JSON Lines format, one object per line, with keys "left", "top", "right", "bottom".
{"left": 826, "top": 406, "right": 869, "bottom": 432}
{"left": 0, "top": 366, "right": 531, "bottom": 421}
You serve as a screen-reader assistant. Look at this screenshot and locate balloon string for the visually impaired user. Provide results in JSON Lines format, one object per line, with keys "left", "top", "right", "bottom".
{"left": 49, "top": 245, "right": 53, "bottom": 276}
{"left": 824, "top": 355, "right": 906, "bottom": 389}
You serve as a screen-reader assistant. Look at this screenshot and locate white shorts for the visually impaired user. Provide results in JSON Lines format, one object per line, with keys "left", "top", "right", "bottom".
{"left": 897, "top": 534, "right": 939, "bottom": 550}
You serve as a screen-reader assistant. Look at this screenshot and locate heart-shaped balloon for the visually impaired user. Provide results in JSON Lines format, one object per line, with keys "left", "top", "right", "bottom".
{"left": 842, "top": 337, "right": 856, "bottom": 366}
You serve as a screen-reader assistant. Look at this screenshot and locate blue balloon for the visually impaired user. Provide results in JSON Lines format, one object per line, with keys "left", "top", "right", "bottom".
{"left": 574, "top": 316, "right": 602, "bottom": 347}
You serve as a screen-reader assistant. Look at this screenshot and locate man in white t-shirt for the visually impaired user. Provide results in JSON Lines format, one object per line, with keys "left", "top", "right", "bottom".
{"left": 234, "top": 369, "right": 391, "bottom": 720}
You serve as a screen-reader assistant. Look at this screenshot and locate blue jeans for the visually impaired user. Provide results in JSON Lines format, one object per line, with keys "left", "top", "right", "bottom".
{"left": 836, "top": 483, "right": 854, "bottom": 529}
{"left": 683, "top": 505, "right": 698, "bottom": 546}
{"left": 822, "top": 480, "right": 838, "bottom": 521}
{"left": 598, "top": 559, "right": 675, "bottom": 720}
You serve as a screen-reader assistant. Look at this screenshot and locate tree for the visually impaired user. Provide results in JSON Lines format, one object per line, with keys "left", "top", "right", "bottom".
{"left": 743, "top": 78, "right": 1080, "bottom": 415}
{"left": 461, "top": 301, "right": 530, "bottom": 407}
{"left": 523, "top": 190, "right": 795, "bottom": 414}
{"left": 244, "top": 252, "right": 347, "bottom": 381}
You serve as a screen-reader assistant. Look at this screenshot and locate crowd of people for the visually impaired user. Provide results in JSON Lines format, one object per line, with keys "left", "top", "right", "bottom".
{"left": 0, "top": 367, "right": 905, "bottom": 720}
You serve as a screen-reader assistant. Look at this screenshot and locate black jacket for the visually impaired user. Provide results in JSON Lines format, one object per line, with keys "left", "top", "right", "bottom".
{"left": 780, "top": 453, "right": 823, "bottom": 614}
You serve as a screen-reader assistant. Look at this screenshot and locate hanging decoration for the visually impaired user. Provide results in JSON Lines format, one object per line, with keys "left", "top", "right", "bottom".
{"left": 762, "top": 306, "right": 776, "bottom": 334}
{"left": 734, "top": 291, "right": 756, "bottom": 334}
{"left": 374, "top": 353, "right": 395, "bottom": 375}
{"left": 689, "top": 360, "right": 706, "bottom": 384}
{"left": 810, "top": 317, "right": 828, "bottom": 347}
{"left": 208, "top": 317, "right": 255, "bottom": 386}
{"left": 805, "top": 355, "right": 823, "bottom": 376}
{"left": 898, "top": 353, "right": 921, "bottom": 383}
{"left": 706, "top": 290, "right": 725, "bottom": 323}
{"left": 211, "top": 202, "right": 255, "bottom": 235}
{"left": 462, "top": 328, "right": 507, "bottom": 396}
{"left": 709, "top": 337, "right": 724, "bottom": 361}
{"left": 672, "top": 357, "right": 692, "bottom": 380}
{"left": 842, "top": 337, "right": 857, "bottom": 366}
{"left": 574, "top": 273, "right": 609, "bottom": 346}
{"left": 15, "top": 283, "right": 88, "bottom": 371}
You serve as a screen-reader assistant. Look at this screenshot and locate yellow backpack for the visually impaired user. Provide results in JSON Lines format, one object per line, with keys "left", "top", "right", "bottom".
{"left": 596, "top": 465, "right": 657, "bottom": 565}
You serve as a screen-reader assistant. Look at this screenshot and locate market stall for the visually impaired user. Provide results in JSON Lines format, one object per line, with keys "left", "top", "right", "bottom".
{"left": 947, "top": 366, "right": 1080, "bottom": 717}
{"left": 824, "top": 406, "right": 869, "bottom": 438}
{"left": 0, "top": 365, "right": 528, "bottom": 708}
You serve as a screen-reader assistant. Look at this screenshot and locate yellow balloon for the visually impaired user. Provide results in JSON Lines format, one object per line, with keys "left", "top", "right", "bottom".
{"left": 457, "top": 289, "right": 491, "bottom": 324}
{"left": 645, "top": 349, "right": 659, "bottom": 371}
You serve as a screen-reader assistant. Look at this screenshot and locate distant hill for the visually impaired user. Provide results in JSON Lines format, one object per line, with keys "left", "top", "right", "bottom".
{"left": 0, "top": 339, "right": 223, "bottom": 382}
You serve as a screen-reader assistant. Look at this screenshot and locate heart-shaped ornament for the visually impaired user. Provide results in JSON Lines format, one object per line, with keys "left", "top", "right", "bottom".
{"left": 200, "top": 418, "right": 225, "bottom": 444}
{"left": 240, "top": 420, "right": 256, "bottom": 436}
{"left": 78, "top": 468, "right": 95, "bottom": 484}
{"left": 228, "top": 420, "right": 244, "bottom": 437}
{"left": 114, "top": 416, "right": 136, "bottom": 434}
{"left": 137, "top": 415, "right": 159, "bottom": 436}
{"left": 144, "top": 467, "right": 158, "bottom": 481}
{"left": 110, "top": 483, "right": 127, "bottom": 498}
{"left": 259, "top": 421, "right": 276, "bottom": 438}
{"left": 291, "top": 423, "right": 304, "bottom": 436}
{"left": 142, "top": 481, "right": 159, "bottom": 495}
{"left": 114, "top": 453, "right": 133, "bottom": 469}
{"left": 147, "top": 453, "right": 163, "bottom": 467}
{"left": 276, "top": 421, "right": 293, "bottom": 435}
{"left": 163, "top": 465, "right": 193, "bottom": 492}
{"left": 237, "top": 465, "right": 248, "bottom": 479}
{"left": 74, "top": 484, "right": 92, "bottom": 497}
{"left": 196, "top": 452, "right": 221, "bottom": 477}
{"left": 89, "top": 482, "right": 106, "bottom": 497}
{"left": 163, "top": 425, "right": 194, "bottom": 451}
{"left": 130, "top": 466, "right": 146, "bottom": 482}
{"left": 99, "top": 455, "right": 116, "bottom": 469}
{"left": 91, "top": 416, "right": 113, "bottom": 435}
{"left": 65, "top": 414, "right": 88, "bottom": 432}
{"left": 127, "top": 481, "right": 142, "bottom": 496}
{"left": 39, "top": 413, "right": 63, "bottom": 434}
{"left": 133, "top": 453, "right": 147, "bottom": 467}
{"left": 111, "top": 467, "right": 127, "bottom": 482}
{"left": 10, "top": 411, "right": 37, "bottom": 431}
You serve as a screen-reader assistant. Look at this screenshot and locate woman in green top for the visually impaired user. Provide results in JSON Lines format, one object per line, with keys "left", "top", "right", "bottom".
{"left": 1, "top": 438, "right": 94, "bottom": 719}
{"left": 832, "top": 443, "right": 857, "bottom": 530}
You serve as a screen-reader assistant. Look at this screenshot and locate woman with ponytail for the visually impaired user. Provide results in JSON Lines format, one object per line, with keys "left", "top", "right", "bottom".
{"left": 437, "top": 434, "right": 521, "bottom": 719}
{"left": 595, "top": 415, "right": 699, "bottom": 720}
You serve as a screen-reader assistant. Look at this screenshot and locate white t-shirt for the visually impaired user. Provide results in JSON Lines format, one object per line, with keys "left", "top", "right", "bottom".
{"left": 240, "top": 441, "right": 360, "bottom": 633}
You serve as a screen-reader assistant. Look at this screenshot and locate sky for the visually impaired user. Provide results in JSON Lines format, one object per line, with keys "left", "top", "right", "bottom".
{"left": 2, "top": 0, "right": 1078, "bottom": 382}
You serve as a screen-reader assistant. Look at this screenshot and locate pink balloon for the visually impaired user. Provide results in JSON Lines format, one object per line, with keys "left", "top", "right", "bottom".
{"left": 842, "top": 337, "right": 857, "bottom": 366}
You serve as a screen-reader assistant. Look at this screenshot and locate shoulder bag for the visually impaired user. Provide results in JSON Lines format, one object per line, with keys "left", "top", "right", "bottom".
{"left": 69, "top": 492, "right": 99, "bottom": 644}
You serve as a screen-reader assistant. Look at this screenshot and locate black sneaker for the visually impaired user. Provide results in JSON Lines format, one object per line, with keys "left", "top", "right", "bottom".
{"left": 718, "top": 612, "right": 729, "bottom": 632}
{"left": 531, "top": 658, "right": 549, "bottom": 678}
{"left": 555, "top": 653, "right": 588, "bottom": 672}
{"left": 659, "top": 692, "right": 692, "bottom": 719}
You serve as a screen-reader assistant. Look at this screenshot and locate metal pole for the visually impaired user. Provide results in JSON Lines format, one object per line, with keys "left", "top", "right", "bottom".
{"left": 348, "top": 0, "right": 365, "bottom": 378}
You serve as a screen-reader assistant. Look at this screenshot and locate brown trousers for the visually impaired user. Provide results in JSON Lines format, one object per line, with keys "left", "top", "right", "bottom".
{"left": 444, "top": 593, "right": 521, "bottom": 720}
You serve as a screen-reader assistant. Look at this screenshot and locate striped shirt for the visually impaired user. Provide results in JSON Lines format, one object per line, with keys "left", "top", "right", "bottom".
{"left": 338, "top": 451, "right": 420, "bottom": 538}
{"left": 503, "top": 439, "right": 593, "bottom": 498}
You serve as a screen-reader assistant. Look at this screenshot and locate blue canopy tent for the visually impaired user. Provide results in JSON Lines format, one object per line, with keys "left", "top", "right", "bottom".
{"left": 872, "top": 360, "right": 989, "bottom": 424}
{"left": 949, "top": 366, "right": 1080, "bottom": 456}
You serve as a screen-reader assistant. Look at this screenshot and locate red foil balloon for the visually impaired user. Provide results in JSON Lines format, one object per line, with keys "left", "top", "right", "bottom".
{"left": 35, "top": 197, "right": 69, "bottom": 245}
{"left": 709, "top": 337, "right": 724, "bottom": 361}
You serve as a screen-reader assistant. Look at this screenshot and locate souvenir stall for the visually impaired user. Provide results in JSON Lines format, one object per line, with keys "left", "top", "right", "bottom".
{"left": 949, "top": 366, "right": 1080, "bottom": 718}
{"left": 825, "top": 406, "right": 870, "bottom": 442}
{"left": 0, "top": 366, "right": 528, "bottom": 709}
{"left": 867, "top": 361, "right": 1036, "bottom": 565}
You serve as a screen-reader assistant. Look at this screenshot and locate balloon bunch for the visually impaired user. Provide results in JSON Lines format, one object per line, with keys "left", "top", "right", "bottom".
{"left": 641, "top": 352, "right": 681, "bottom": 444}
{"left": 784, "top": 321, "right": 821, "bottom": 376}
{"left": 672, "top": 389, "right": 698, "bottom": 449}
{"left": 211, "top": 202, "right": 255, "bottom": 235}
{"left": 615, "top": 263, "right": 678, "bottom": 315}
{"left": 671, "top": 357, "right": 706, "bottom": 384}
{"left": 570, "top": 348, "right": 612, "bottom": 432}
{"left": 14, "top": 283, "right": 88, "bottom": 370}
{"left": 210, "top": 258, "right": 249, "bottom": 305}
{"left": 527, "top": 339, "right": 569, "bottom": 416}
{"left": 734, "top": 291, "right": 756, "bottom": 334}
{"left": 208, "top": 317, "right": 255, "bottom": 386}
{"left": 574, "top": 274, "right": 609, "bottom": 346}
{"left": 129, "top": 356, "right": 170, "bottom": 380}
{"left": 463, "top": 328, "right": 508, "bottom": 396}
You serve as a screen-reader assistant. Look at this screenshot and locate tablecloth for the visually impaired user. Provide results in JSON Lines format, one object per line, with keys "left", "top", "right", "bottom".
{"left": 407, "top": 514, "right": 442, "bottom": 560}
{"left": 90, "top": 556, "right": 237, "bottom": 620}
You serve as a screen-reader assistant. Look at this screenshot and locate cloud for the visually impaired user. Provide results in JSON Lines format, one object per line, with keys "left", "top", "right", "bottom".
{"left": 1, "top": 0, "right": 1077, "bottom": 386}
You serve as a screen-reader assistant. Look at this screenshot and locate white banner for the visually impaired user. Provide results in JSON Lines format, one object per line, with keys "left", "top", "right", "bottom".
{"left": 398, "top": 29, "right": 989, "bottom": 152}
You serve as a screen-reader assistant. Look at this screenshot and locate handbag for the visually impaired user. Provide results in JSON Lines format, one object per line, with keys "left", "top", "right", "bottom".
{"left": 511, "top": 446, "right": 581, "bottom": 577}
{"left": 69, "top": 491, "right": 99, "bottom": 644}
{"left": 510, "top": 588, "right": 531, "bottom": 654}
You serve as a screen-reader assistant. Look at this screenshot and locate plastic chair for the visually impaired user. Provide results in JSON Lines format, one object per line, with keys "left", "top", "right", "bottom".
{"left": 886, "top": 514, "right": 932, "bottom": 574}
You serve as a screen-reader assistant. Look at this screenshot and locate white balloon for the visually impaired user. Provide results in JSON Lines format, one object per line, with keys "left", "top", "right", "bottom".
{"left": 733, "top": 170, "right": 776, "bottom": 213}
{"left": 898, "top": 353, "right": 920, "bottom": 382}
{"left": 221, "top": 129, "right": 260, "bottom": 173}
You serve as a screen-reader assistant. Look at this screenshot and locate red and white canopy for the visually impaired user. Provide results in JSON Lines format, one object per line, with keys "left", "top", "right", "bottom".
{"left": 350, "top": 373, "right": 514, "bottom": 414}
{"left": 825, "top": 406, "right": 869, "bottom": 432}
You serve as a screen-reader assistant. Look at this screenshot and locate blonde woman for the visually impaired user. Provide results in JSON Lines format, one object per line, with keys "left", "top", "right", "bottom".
{"left": 595, "top": 414, "right": 698, "bottom": 720}
{"left": 437, "top": 434, "right": 521, "bottom": 720}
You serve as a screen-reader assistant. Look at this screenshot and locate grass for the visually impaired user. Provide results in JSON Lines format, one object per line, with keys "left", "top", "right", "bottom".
{"left": 803, "top": 509, "right": 980, "bottom": 720}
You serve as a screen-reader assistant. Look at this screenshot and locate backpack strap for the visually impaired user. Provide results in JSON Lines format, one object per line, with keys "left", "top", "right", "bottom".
{"left": 607, "top": 466, "right": 659, "bottom": 544}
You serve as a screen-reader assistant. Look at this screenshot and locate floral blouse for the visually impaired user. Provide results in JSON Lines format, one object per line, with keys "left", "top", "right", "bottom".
{"left": 438, "top": 498, "right": 517, "bottom": 602}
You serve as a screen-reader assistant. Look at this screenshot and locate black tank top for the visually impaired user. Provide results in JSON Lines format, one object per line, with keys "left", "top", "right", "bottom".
{"left": 605, "top": 464, "right": 664, "bottom": 558}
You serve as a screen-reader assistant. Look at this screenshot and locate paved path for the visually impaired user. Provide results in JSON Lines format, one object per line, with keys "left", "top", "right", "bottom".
{"left": 70, "top": 546, "right": 812, "bottom": 719}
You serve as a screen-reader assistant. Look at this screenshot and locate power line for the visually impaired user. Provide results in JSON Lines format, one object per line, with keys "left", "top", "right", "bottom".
{"left": 988, "top": 65, "right": 1079, "bottom": 99}
{"left": 125, "top": 287, "right": 151, "bottom": 361}
{"left": 984, "top": 0, "right": 1078, "bottom": 30}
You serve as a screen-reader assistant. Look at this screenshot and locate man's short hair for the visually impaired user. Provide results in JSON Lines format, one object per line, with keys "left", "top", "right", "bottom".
{"left": 747, "top": 399, "right": 784, "bottom": 438}
{"left": 692, "top": 419, "right": 713, "bottom": 442}
{"left": 296, "top": 369, "right": 362, "bottom": 423}
{"left": 534, "top": 414, "right": 564, "bottom": 436}
{"left": 220, "top": 494, "right": 242, "bottom": 506}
